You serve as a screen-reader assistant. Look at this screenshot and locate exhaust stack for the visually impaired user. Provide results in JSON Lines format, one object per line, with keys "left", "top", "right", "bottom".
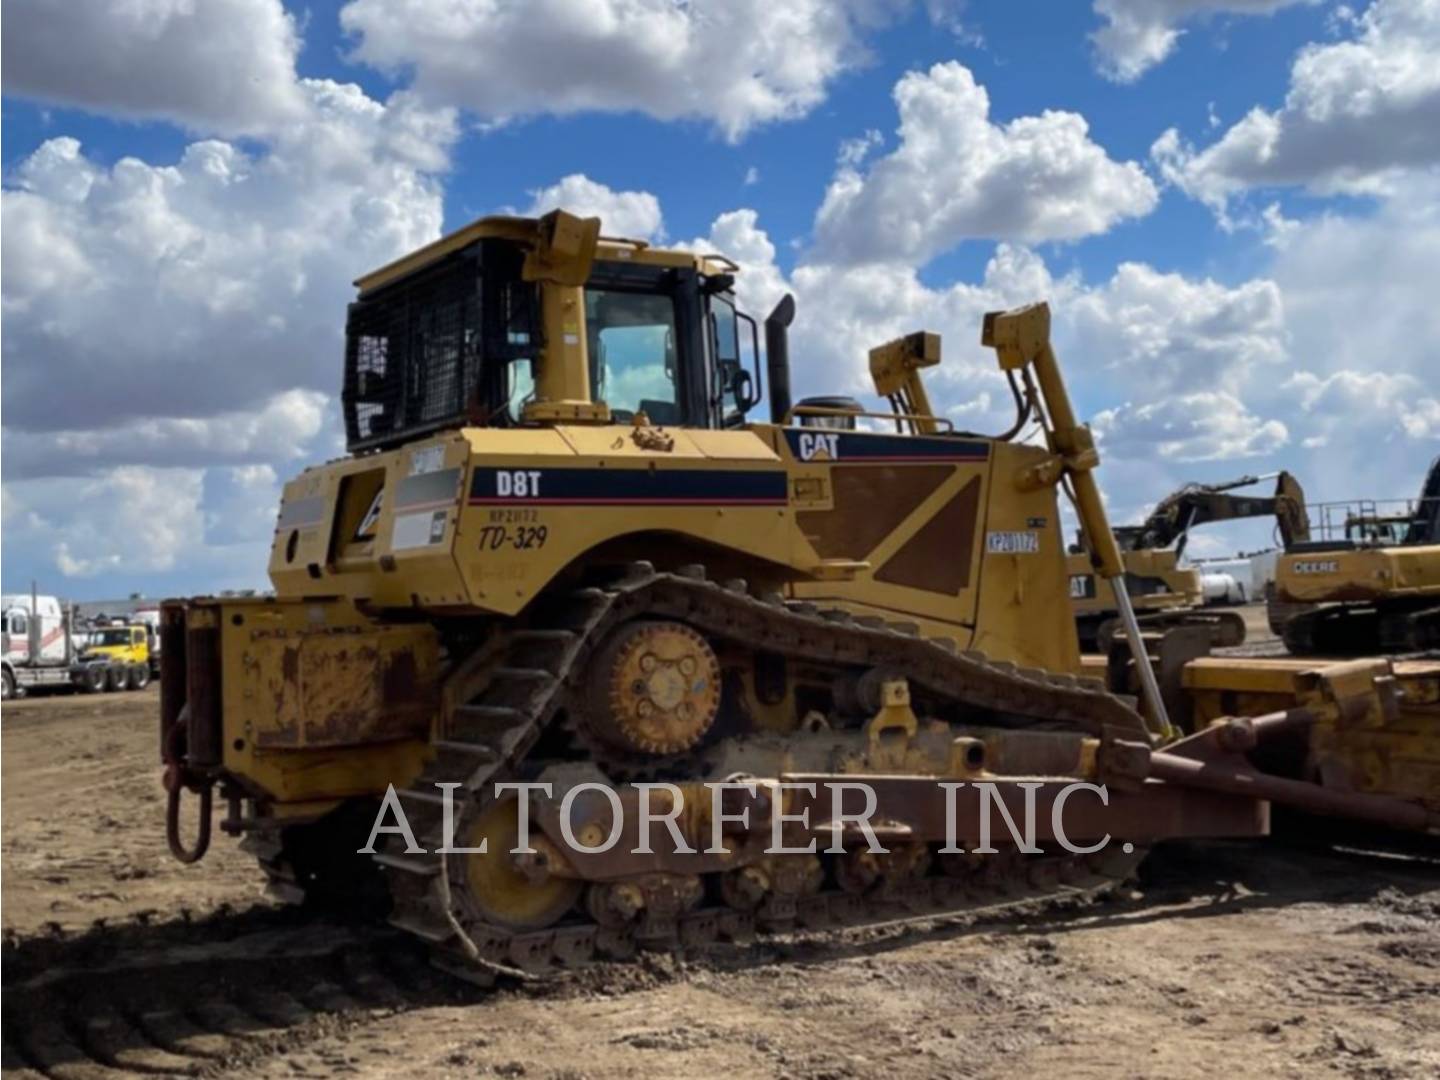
{"left": 765, "top": 294, "right": 796, "bottom": 424}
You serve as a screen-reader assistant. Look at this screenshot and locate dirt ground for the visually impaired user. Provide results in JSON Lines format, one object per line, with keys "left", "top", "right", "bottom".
{"left": 4, "top": 611, "right": 1438, "bottom": 1079}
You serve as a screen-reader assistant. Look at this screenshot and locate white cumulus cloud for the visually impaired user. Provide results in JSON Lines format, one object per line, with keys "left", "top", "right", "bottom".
{"left": 525, "top": 175, "right": 665, "bottom": 243}
{"left": 3, "top": 391, "right": 329, "bottom": 481}
{"left": 1092, "top": 394, "right": 1289, "bottom": 461}
{"left": 1152, "top": 0, "right": 1440, "bottom": 213}
{"left": 203, "top": 465, "right": 286, "bottom": 547}
{"left": 38, "top": 468, "right": 206, "bottom": 578}
{"left": 690, "top": 203, "right": 1295, "bottom": 465}
{"left": 2, "top": 85, "right": 455, "bottom": 444}
{"left": 339, "top": 0, "right": 915, "bottom": 141}
{"left": 688, "top": 209, "right": 793, "bottom": 325}
{"left": 812, "top": 63, "right": 1158, "bottom": 266}
{"left": 1, "top": 0, "right": 307, "bottom": 136}
{"left": 1068, "top": 262, "right": 1287, "bottom": 397}
{"left": 1260, "top": 174, "right": 1440, "bottom": 478}
{"left": 1091, "top": 1, "right": 1314, "bottom": 82}
{"left": 1287, "top": 369, "right": 1440, "bottom": 442}
{"left": 3, "top": 50, "right": 457, "bottom": 586}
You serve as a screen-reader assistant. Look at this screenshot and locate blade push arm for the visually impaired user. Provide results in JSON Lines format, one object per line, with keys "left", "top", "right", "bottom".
{"left": 981, "top": 302, "right": 1174, "bottom": 740}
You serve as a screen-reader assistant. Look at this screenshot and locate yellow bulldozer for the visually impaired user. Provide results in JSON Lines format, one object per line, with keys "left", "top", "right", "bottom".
{"left": 160, "top": 212, "right": 1435, "bottom": 982}
{"left": 1068, "top": 472, "right": 1309, "bottom": 652}
{"left": 1270, "top": 456, "right": 1440, "bottom": 654}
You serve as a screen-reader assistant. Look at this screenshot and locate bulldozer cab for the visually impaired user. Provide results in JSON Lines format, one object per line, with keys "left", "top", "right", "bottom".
{"left": 582, "top": 259, "right": 757, "bottom": 428}
{"left": 341, "top": 214, "right": 759, "bottom": 450}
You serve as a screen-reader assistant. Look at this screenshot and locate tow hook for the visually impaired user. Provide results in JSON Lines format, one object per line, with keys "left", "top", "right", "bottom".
{"left": 164, "top": 763, "right": 213, "bottom": 864}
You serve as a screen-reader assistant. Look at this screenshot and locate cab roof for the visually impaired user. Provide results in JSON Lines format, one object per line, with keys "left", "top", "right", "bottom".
{"left": 354, "top": 213, "right": 739, "bottom": 297}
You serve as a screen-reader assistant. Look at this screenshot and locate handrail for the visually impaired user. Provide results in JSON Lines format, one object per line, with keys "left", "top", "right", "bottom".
{"left": 598, "top": 234, "right": 651, "bottom": 250}
{"left": 699, "top": 253, "right": 740, "bottom": 273}
{"left": 782, "top": 404, "right": 955, "bottom": 431}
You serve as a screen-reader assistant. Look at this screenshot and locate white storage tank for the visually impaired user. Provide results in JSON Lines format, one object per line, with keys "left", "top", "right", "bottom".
{"left": 1199, "top": 572, "right": 1246, "bottom": 605}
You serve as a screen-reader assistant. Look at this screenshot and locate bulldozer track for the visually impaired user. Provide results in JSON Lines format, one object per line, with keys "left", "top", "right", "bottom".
{"left": 1093, "top": 608, "right": 1247, "bottom": 654}
{"left": 377, "top": 561, "right": 1153, "bottom": 982}
{"left": 1281, "top": 601, "right": 1440, "bottom": 657}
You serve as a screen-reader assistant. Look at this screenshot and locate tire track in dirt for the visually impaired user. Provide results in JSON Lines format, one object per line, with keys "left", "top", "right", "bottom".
{"left": 1, "top": 904, "right": 473, "bottom": 1078}
{"left": 5, "top": 659, "right": 1439, "bottom": 1079}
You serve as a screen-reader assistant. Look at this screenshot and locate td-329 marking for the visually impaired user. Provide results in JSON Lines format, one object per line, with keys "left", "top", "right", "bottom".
{"left": 477, "top": 525, "right": 548, "bottom": 551}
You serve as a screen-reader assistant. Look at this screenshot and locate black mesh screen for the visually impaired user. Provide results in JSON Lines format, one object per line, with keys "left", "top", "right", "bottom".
{"left": 342, "top": 240, "right": 538, "bottom": 451}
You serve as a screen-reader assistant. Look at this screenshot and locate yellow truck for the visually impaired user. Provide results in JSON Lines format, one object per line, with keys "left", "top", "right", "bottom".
{"left": 75, "top": 622, "right": 155, "bottom": 692}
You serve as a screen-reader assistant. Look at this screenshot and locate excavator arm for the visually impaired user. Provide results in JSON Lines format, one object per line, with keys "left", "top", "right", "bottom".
{"left": 1125, "top": 471, "right": 1310, "bottom": 556}
{"left": 1408, "top": 454, "right": 1440, "bottom": 545}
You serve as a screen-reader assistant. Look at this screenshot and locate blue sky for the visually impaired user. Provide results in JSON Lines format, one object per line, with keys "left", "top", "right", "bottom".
{"left": 1, "top": 0, "right": 1325, "bottom": 277}
{"left": 3, "top": 0, "right": 1438, "bottom": 598}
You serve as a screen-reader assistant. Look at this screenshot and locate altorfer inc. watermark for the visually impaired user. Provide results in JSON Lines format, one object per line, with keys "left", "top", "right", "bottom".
{"left": 359, "top": 779, "right": 1135, "bottom": 857}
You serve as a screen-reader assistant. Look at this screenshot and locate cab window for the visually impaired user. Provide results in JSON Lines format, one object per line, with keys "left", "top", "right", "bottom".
{"left": 585, "top": 289, "right": 680, "bottom": 424}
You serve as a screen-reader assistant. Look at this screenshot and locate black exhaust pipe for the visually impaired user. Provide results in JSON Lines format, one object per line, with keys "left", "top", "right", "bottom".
{"left": 765, "top": 293, "right": 795, "bottom": 424}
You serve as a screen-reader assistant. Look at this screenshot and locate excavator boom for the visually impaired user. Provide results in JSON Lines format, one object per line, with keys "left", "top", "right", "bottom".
{"left": 1071, "top": 471, "right": 1311, "bottom": 653}
{"left": 1118, "top": 471, "right": 1309, "bottom": 557}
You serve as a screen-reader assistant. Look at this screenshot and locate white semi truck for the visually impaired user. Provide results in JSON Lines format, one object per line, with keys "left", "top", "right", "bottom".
{"left": 1, "top": 589, "right": 155, "bottom": 700}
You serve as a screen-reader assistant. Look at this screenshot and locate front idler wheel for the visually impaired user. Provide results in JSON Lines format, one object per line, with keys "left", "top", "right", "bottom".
{"left": 458, "top": 797, "right": 582, "bottom": 931}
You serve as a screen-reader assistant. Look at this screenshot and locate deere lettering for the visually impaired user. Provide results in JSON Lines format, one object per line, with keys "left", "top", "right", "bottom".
{"left": 1293, "top": 560, "right": 1339, "bottom": 574}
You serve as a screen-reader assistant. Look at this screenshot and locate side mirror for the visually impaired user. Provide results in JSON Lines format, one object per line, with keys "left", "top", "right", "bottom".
{"left": 731, "top": 367, "right": 757, "bottom": 412}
